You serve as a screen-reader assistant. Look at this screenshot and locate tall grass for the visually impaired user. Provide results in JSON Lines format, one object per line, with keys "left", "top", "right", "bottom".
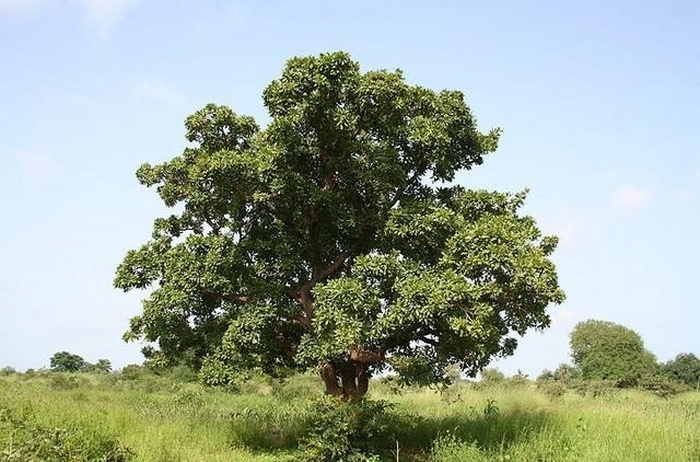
{"left": 1, "top": 371, "right": 698, "bottom": 461}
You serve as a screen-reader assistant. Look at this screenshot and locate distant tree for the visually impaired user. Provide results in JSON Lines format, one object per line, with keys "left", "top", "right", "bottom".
{"left": 92, "top": 359, "right": 113, "bottom": 373}
{"left": 120, "top": 364, "right": 148, "bottom": 380}
{"left": 50, "top": 351, "right": 87, "bottom": 373}
{"left": 0, "top": 366, "right": 16, "bottom": 376}
{"left": 661, "top": 353, "right": 700, "bottom": 389}
{"left": 553, "top": 363, "right": 581, "bottom": 383}
{"left": 536, "top": 369, "right": 555, "bottom": 382}
{"left": 480, "top": 368, "right": 505, "bottom": 383}
{"left": 445, "top": 363, "right": 463, "bottom": 383}
{"left": 115, "top": 51, "right": 565, "bottom": 402}
{"left": 569, "top": 320, "right": 657, "bottom": 386}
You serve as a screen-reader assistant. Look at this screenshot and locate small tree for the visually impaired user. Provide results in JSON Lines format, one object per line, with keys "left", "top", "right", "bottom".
{"left": 552, "top": 363, "right": 581, "bottom": 383}
{"left": 92, "top": 359, "right": 113, "bottom": 373}
{"left": 569, "top": 320, "right": 657, "bottom": 387}
{"left": 662, "top": 353, "right": 700, "bottom": 389}
{"left": 50, "top": 351, "right": 87, "bottom": 373}
{"left": 115, "top": 51, "right": 565, "bottom": 401}
{"left": 479, "top": 368, "right": 505, "bottom": 384}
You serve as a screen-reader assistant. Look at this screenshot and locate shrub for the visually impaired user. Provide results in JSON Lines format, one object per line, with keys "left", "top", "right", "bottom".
{"left": 298, "top": 397, "right": 402, "bottom": 461}
{"left": 0, "top": 367, "right": 16, "bottom": 377}
{"left": 638, "top": 374, "right": 688, "bottom": 398}
{"left": 505, "top": 371, "right": 530, "bottom": 388}
{"left": 172, "top": 387, "right": 205, "bottom": 406}
{"left": 49, "top": 374, "right": 80, "bottom": 390}
{"left": 119, "top": 364, "right": 149, "bottom": 380}
{"left": 537, "top": 380, "right": 566, "bottom": 399}
{"left": 480, "top": 368, "right": 505, "bottom": 384}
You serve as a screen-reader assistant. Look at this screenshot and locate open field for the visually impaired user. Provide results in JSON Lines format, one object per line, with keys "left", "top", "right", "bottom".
{"left": 1, "top": 372, "right": 699, "bottom": 461}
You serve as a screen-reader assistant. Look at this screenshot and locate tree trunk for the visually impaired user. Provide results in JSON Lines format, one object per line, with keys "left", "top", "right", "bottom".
{"left": 320, "top": 361, "right": 368, "bottom": 403}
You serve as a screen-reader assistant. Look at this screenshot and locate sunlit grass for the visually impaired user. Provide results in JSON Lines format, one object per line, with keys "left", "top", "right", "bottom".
{"left": 1, "top": 372, "right": 698, "bottom": 461}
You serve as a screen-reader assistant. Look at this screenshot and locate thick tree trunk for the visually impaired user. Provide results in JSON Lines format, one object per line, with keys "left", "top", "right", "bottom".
{"left": 320, "top": 361, "right": 368, "bottom": 403}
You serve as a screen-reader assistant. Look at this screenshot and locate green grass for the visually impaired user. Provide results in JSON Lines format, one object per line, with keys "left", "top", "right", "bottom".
{"left": 1, "top": 372, "right": 698, "bottom": 461}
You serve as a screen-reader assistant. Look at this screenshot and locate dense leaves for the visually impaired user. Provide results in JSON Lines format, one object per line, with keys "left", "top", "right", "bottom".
{"left": 115, "top": 52, "right": 564, "bottom": 399}
{"left": 49, "top": 352, "right": 112, "bottom": 374}
{"left": 661, "top": 353, "right": 700, "bottom": 389}
{"left": 50, "top": 352, "right": 86, "bottom": 373}
{"left": 569, "top": 320, "right": 657, "bottom": 386}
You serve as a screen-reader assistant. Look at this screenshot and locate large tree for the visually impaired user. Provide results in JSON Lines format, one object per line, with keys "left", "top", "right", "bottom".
{"left": 569, "top": 319, "right": 657, "bottom": 386}
{"left": 115, "top": 52, "right": 564, "bottom": 401}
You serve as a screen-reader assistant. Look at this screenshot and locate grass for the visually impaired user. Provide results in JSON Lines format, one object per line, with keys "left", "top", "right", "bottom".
{"left": 1, "top": 371, "right": 699, "bottom": 461}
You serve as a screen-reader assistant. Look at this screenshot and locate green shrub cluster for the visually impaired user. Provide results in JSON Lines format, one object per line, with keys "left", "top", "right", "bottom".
{"left": 298, "top": 397, "right": 402, "bottom": 461}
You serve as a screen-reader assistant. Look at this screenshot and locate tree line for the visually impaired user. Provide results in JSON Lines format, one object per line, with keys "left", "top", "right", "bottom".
{"left": 535, "top": 319, "right": 700, "bottom": 395}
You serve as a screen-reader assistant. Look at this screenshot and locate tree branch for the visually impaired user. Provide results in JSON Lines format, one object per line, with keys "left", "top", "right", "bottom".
{"left": 387, "top": 170, "right": 422, "bottom": 212}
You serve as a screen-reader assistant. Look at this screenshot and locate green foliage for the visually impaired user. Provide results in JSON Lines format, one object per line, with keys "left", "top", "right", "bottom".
{"left": 2, "top": 373, "right": 700, "bottom": 461}
{"left": 115, "top": 51, "right": 564, "bottom": 396}
{"left": 661, "top": 353, "right": 700, "bottom": 389}
{"left": 638, "top": 374, "right": 689, "bottom": 398}
{"left": 537, "top": 380, "right": 567, "bottom": 399}
{"left": 569, "top": 320, "right": 657, "bottom": 387}
{"left": 49, "top": 352, "right": 113, "bottom": 374}
{"left": 299, "top": 397, "right": 399, "bottom": 461}
{"left": 226, "top": 404, "right": 308, "bottom": 451}
{"left": 0, "top": 367, "right": 15, "bottom": 377}
{"left": 93, "top": 359, "right": 113, "bottom": 373}
{"left": 553, "top": 363, "right": 582, "bottom": 384}
{"left": 0, "top": 406, "right": 133, "bottom": 461}
{"left": 480, "top": 368, "right": 506, "bottom": 384}
{"left": 50, "top": 351, "right": 87, "bottom": 373}
{"left": 119, "top": 364, "right": 149, "bottom": 380}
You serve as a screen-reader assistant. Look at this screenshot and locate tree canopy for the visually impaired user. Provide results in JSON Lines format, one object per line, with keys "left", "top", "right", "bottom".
{"left": 50, "top": 351, "right": 87, "bottom": 373}
{"left": 662, "top": 353, "right": 700, "bottom": 389}
{"left": 569, "top": 319, "right": 657, "bottom": 386}
{"left": 115, "top": 51, "right": 564, "bottom": 401}
{"left": 49, "top": 352, "right": 112, "bottom": 373}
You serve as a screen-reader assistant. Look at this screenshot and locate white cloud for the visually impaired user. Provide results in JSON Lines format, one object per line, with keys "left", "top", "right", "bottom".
{"left": 610, "top": 185, "right": 652, "bottom": 211}
{"left": 134, "top": 79, "right": 186, "bottom": 108}
{"left": 14, "top": 149, "right": 60, "bottom": 183}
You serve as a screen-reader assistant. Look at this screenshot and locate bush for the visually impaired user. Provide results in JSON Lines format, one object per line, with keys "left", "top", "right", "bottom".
{"left": 172, "top": 387, "right": 205, "bottom": 406}
{"left": 537, "top": 380, "right": 566, "bottom": 399}
{"left": 49, "top": 374, "right": 80, "bottom": 390}
{"left": 480, "top": 368, "right": 505, "bottom": 384}
{"left": 299, "top": 397, "right": 402, "bottom": 461}
{"left": 0, "top": 367, "right": 16, "bottom": 377}
{"left": 638, "top": 374, "right": 688, "bottom": 398}
{"left": 119, "top": 364, "right": 149, "bottom": 380}
{"left": 505, "top": 371, "right": 530, "bottom": 388}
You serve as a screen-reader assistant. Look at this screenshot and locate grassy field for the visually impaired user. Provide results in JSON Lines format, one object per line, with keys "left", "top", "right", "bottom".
{"left": 1, "top": 371, "right": 699, "bottom": 461}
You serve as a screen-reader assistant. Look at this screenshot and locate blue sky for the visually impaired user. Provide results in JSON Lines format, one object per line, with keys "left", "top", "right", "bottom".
{"left": 1, "top": 0, "right": 698, "bottom": 376}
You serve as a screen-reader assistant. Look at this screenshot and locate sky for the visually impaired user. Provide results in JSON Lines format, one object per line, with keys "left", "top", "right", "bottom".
{"left": 1, "top": 0, "right": 699, "bottom": 376}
